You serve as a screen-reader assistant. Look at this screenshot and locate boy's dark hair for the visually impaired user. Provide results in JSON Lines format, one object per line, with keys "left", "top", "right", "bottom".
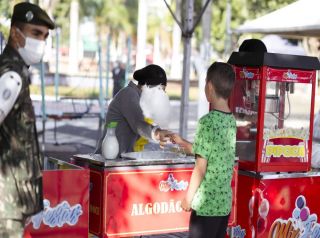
{"left": 206, "top": 62, "right": 235, "bottom": 99}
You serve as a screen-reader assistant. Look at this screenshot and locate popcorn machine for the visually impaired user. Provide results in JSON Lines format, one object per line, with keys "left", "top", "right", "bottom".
{"left": 225, "top": 48, "right": 320, "bottom": 238}
{"left": 228, "top": 51, "right": 320, "bottom": 172}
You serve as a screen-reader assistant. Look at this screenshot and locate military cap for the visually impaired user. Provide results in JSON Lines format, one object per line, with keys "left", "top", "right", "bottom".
{"left": 11, "top": 2, "right": 55, "bottom": 29}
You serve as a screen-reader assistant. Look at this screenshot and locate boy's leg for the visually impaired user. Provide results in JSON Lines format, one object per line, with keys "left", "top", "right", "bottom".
{"left": 213, "top": 214, "right": 230, "bottom": 238}
{"left": 189, "top": 210, "right": 229, "bottom": 238}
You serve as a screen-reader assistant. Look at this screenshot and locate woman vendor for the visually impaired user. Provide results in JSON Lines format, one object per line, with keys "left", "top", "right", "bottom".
{"left": 95, "top": 64, "right": 171, "bottom": 155}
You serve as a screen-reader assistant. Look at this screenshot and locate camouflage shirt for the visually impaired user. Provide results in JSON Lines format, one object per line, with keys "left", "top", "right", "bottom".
{"left": 0, "top": 45, "right": 43, "bottom": 222}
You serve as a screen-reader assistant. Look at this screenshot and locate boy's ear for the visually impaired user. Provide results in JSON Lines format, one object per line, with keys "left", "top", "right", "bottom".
{"left": 208, "top": 80, "right": 214, "bottom": 92}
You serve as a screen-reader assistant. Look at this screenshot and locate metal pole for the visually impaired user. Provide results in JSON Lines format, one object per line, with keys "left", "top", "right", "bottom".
{"left": 98, "top": 38, "right": 105, "bottom": 120}
{"left": 40, "top": 59, "right": 47, "bottom": 150}
{"left": 54, "top": 27, "right": 60, "bottom": 101}
{"left": 106, "top": 34, "right": 111, "bottom": 98}
{"left": 125, "top": 37, "right": 132, "bottom": 86}
{"left": 224, "top": 0, "right": 232, "bottom": 57}
{"left": 179, "top": 0, "right": 194, "bottom": 139}
{"left": 0, "top": 32, "right": 4, "bottom": 54}
{"left": 136, "top": 0, "right": 147, "bottom": 68}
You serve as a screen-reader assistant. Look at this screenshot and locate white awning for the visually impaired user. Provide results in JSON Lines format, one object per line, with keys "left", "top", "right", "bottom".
{"left": 235, "top": 0, "right": 320, "bottom": 37}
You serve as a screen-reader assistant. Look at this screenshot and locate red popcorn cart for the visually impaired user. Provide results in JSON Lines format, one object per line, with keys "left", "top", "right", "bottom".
{"left": 228, "top": 51, "right": 320, "bottom": 172}
{"left": 225, "top": 47, "right": 320, "bottom": 238}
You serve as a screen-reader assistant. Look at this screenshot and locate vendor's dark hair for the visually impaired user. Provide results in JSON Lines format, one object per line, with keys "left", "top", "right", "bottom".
{"left": 133, "top": 64, "right": 167, "bottom": 86}
{"left": 206, "top": 62, "right": 235, "bottom": 99}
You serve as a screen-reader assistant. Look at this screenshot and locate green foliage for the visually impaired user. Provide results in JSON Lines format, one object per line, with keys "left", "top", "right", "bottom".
{"left": 52, "top": 0, "right": 71, "bottom": 45}
{"left": 0, "top": 0, "right": 22, "bottom": 39}
{"left": 52, "top": 0, "right": 138, "bottom": 46}
{"left": 0, "top": 1, "right": 11, "bottom": 19}
{"left": 78, "top": 0, "right": 136, "bottom": 36}
{"left": 209, "top": 0, "right": 297, "bottom": 56}
{"left": 0, "top": 0, "right": 298, "bottom": 62}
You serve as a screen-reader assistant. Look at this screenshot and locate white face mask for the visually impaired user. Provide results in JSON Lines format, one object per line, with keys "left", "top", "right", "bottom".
{"left": 140, "top": 85, "right": 170, "bottom": 128}
{"left": 16, "top": 28, "right": 46, "bottom": 65}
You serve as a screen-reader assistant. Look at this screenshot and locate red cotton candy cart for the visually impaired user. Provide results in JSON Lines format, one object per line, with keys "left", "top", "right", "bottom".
{"left": 72, "top": 152, "right": 238, "bottom": 238}
{"left": 226, "top": 49, "right": 320, "bottom": 238}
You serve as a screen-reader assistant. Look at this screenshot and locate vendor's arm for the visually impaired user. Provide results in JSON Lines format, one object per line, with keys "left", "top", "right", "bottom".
{"left": 118, "top": 91, "right": 156, "bottom": 140}
{"left": 181, "top": 155, "right": 207, "bottom": 211}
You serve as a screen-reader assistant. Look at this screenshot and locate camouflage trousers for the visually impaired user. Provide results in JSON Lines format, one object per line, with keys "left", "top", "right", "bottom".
{"left": 0, "top": 172, "right": 24, "bottom": 238}
{"left": 0, "top": 219, "right": 24, "bottom": 238}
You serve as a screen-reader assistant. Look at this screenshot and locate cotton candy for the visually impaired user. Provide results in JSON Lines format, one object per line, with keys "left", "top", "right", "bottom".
{"left": 140, "top": 85, "right": 170, "bottom": 128}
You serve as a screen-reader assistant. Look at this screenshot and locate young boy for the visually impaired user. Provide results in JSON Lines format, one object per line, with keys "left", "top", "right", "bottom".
{"left": 171, "top": 62, "right": 236, "bottom": 238}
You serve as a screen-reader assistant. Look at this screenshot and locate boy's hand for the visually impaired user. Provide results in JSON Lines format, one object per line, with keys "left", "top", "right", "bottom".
{"left": 170, "top": 134, "right": 184, "bottom": 145}
{"left": 170, "top": 134, "right": 192, "bottom": 155}
{"left": 181, "top": 197, "right": 192, "bottom": 212}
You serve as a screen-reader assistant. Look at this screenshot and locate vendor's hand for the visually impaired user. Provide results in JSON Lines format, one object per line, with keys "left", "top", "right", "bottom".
{"left": 181, "top": 197, "right": 192, "bottom": 212}
{"left": 155, "top": 129, "right": 173, "bottom": 148}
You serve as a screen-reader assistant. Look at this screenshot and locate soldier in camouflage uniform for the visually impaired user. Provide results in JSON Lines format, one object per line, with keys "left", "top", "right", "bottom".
{"left": 0, "top": 2, "right": 54, "bottom": 237}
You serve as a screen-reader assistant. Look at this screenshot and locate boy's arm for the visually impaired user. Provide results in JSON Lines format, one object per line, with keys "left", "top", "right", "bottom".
{"left": 170, "top": 134, "right": 193, "bottom": 154}
{"left": 181, "top": 155, "right": 207, "bottom": 211}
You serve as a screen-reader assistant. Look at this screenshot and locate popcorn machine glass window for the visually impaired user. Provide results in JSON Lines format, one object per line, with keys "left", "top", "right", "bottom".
{"left": 263, "top": 81, "right": 311, "bottom": 133}
{"left": 261, "top": 68, "right": 313, "bottom": 166}
{"left": 231, "top": 66, "right": 260, "bottom": 163}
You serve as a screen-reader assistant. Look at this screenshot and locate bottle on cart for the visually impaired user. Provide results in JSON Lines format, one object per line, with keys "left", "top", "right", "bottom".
{"left": 102, "top": 121, "right": 119, "bottom": 159}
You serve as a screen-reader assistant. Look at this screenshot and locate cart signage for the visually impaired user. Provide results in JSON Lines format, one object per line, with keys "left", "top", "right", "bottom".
{"left": 103, "top": 169, "right": 192, "bottom": 236}
{"left": 234, "top": 66, "right": 260, "bottom": 80}
{"left": 159, "top": 173, "right": 189, "bottom": 192}
{"left": 229, "top": 225, "right": 246, "bottom": 238}
{"left": 237, "top": 173, "right": 320, "bottom": 238}
{"left": 25, "top": 166, "right": 89, "bottom": 238}
{"left": 262, "top": 129, "right": 309, "bottom": 163}
{"left": 131, "top": 199, "right": 183, "bottom": 216}
{"left": 269, "top": 195, "right": 320, "bottom": 238}
{"left": 264, "top": 142, "right": 306, "bottom": 160}
{"left": 31, "top": 199, "right": 83, "bottom": 229}
{"left": 267, "top": 68, "right": 314, "bottom": 83}
{"left": 86, "top": 164, "right": 239, "bottom": 237}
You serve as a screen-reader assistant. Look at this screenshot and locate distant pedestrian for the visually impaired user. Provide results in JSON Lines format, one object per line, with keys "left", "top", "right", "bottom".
{"left": 0, "top": 2, "right": 54, "bottom": 237}
{"left": 112, "top": 60, "right": 126, "bottom": 97}
{"left": 170, "top": 62, "right": 236, "bottom": 238}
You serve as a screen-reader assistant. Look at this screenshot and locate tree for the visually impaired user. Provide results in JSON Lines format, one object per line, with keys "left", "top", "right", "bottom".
{"left": 0, "top": 0, "right": 21, "bottom": 39}
{"left": 209, "top": 0, "right": 297, "bottom": 56}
